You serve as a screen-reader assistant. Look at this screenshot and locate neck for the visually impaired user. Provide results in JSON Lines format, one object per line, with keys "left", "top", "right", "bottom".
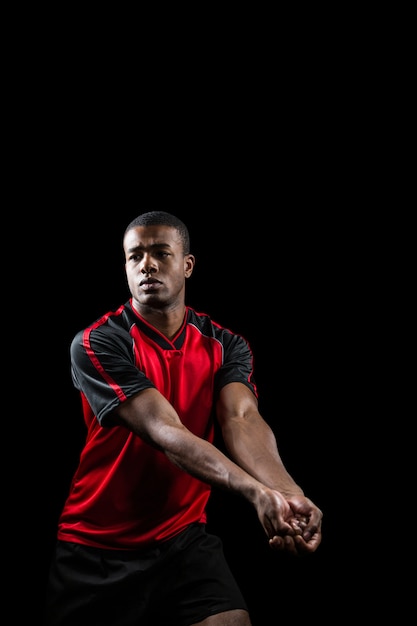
{"left": 132, "top": 300, "right": 187, "bottom": 341}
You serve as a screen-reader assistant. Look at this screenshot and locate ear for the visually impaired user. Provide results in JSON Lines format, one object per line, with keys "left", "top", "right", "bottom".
{"left": 184, "top": 254, "right": 195, "bottom": 278}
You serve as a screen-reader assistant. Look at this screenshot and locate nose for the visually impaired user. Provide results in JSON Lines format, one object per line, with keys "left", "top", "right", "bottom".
{"left": 140, "top": 254, "right": 156, "bottom": 275}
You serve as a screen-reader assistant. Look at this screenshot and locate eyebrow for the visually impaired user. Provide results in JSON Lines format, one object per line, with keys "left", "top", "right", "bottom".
{"left": 126, "top": 242, "right": 173, "bottom": 254}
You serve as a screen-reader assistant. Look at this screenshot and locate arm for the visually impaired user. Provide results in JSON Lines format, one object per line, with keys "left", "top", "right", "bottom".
{"left": 216, "top": 382, "right": 323, "bottom": 553}
{"left": 114, "top": 387, "right": 301, "bottom": 547}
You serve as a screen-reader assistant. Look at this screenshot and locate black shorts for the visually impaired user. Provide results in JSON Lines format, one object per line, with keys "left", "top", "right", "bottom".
{"left": 44, "top": 523, "right": 248, "bottom": 626}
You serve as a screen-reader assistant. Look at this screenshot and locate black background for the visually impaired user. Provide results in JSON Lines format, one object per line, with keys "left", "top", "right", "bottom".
{"left": 9, "top": 28, "right": 389, "bottom": 623}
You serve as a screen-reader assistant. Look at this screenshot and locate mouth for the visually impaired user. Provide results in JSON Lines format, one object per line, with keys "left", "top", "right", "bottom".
{"left": 140, "top": 279, "right": 162, "bottom": 292}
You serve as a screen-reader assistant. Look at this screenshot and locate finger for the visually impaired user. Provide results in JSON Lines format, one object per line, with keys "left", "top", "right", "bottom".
{"left": 294, "top": 532, "right": 321, "bottom": 553}
{"left": 269, "top": 534, "right": 298, "bottom": 555}
{"left": 302, "top": 521, "right": 320, "bottom": 542}
{"left": 268, "top": 535, "right": 285, "bottom": 551}
{"left": 289, "top": 517, "right": 307, "bottom": 534}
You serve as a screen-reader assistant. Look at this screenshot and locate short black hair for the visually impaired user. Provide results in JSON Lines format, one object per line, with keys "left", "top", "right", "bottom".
{"left": 124, "top": 211, "right": 190, "bottom": 254}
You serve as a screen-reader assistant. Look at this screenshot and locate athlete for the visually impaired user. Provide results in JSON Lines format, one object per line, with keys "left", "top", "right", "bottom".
{"left": 44, "top": 211, "right": 323, "bottom": 626}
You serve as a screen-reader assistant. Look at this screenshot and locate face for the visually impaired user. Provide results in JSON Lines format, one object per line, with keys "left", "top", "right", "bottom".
{"left": 123, "top": 225, "right": 195, "bottom": 310}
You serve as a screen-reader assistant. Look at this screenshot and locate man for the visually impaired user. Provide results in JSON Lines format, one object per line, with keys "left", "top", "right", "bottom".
{"left": 45, "top": 211, "right": 322, "bottom": 625}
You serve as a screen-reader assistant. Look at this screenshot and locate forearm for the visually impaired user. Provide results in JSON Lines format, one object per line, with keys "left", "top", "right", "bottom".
{"left": 221, "top": 414, "right": 304, "bottom": 497}
{"left": 115, "top": 388, "right": 263, "bottom": 505}
{"left": 115, "top": 388, "right": 316, "bottom": 547}
{"left": 162, "top": 421, "right": 263, "bottom": 501}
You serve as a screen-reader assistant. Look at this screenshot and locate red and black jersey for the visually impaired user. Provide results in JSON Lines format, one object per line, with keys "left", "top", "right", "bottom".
{"left": 57, "top": 300, "right": 258, "bottom": 551}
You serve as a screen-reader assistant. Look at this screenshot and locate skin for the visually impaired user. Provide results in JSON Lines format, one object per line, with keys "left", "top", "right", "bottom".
{"left": 115, "top": 224, "right": 323, "bottom": 625}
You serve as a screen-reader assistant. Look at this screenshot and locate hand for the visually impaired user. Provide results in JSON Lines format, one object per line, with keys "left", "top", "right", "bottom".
{"left": 284, "top": 495, "right": 322, "bottom": 553}
{"left": 254, "top": 487, "right": 322, "bottom": 556}
{"left": 255, "top": 488, "right": 311, "bottom": 555}
{"left": 255, "top": 487, "right": 299, "bottom": 543}
{"left": 267, "top": 495, "right": 322, "bottom": 555}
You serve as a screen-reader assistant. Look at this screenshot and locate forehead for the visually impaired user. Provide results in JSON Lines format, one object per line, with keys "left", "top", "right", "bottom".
{"left": 124, "top": 225, "right": 182, "bottom": 251}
